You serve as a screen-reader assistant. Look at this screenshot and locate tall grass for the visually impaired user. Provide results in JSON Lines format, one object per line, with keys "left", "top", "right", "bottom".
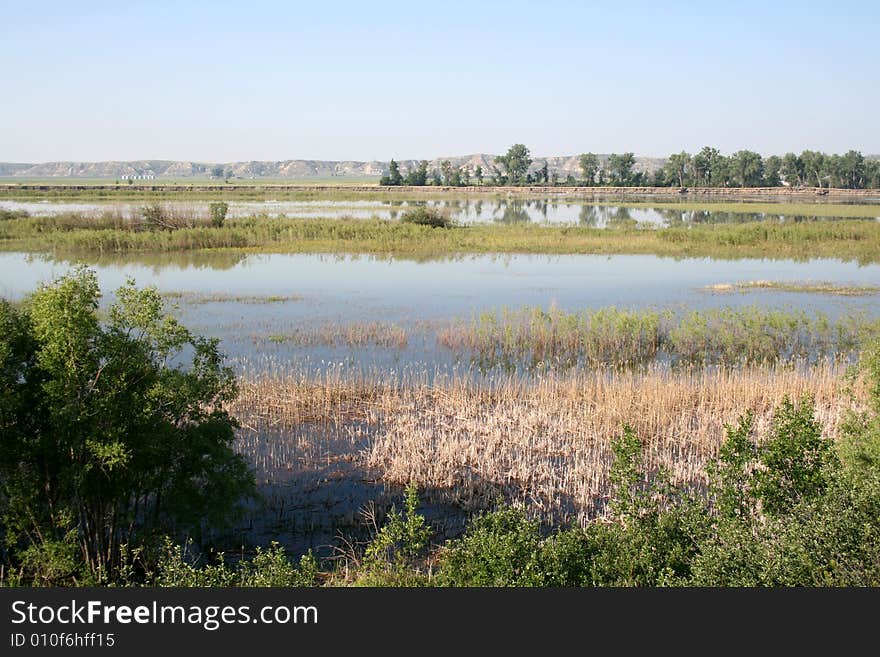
{"left": 266, "top": 321, "right": 408, "bottom": 348}
{"left": 228, "top": 361, "right": 856, "bottom": 526}
{"left": 2, "top": 214, "right": 879, "bottom": 262}
{"left": 439, "top": 305, "right": 880, "bottom": 369}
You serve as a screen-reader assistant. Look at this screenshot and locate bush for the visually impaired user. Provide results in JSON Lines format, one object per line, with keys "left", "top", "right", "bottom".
{"left": 356, "top": 483, "right": 432, "bottom": 586}
{"left": 0, "top": 268, "right": 254, "bottom": 584}
{"left": 209, "top": 201, "right": 229, "bottom": 228}
{"left": 436, "top": 506, "right": 543, "bottom": 586}
{"left": 151, "top": 539, "right": 319, "bottom": 587}
{"left": 400, "top": 206, "right": 453, "bottom": 228}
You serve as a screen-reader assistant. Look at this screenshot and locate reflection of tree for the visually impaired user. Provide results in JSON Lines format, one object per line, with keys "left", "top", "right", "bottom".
{"left": 474, "top": 200, "right": 483, "bottom": 218}
{"left": 657, "top": 208, "right": 686, "bottom": 227}
{"left": 493, "top": 199, "right": 532, "bottom": 224}
{"left": 82, "top": 250, "right": 248, "bottom": 272}
{"left": 445, "top": 199, "right": 464, "bottom": 221}
{"left": 578, "top": 205, "right": 599, "bottom": 226}
{"left": 532, "top": 200, "right": 548, "bottom": 220}
{"left": 604, "top": 206, "right": 635, "bottom": 227}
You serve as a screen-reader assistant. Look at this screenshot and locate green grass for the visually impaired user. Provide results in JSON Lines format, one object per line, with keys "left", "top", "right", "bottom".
{"left": 161, "top": 291, "right": 301, "bottom": 304}
{"left": 439, "top": 305, "right": 880, "bottom": 369}
{"left": 2, "top": 215, "right": 879, "bottom": 263}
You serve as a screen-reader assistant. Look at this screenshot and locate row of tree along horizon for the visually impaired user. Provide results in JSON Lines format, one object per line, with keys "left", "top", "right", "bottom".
{"left": 380, "top": 145, "right": 880, "bottom": 189}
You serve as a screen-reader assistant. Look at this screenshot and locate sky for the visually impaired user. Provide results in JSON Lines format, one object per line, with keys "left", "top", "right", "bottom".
{"left": 1, "top": 0, "right": 878, "bottom": 162}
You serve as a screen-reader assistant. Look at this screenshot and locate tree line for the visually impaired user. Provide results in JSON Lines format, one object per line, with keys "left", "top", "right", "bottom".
{"left": 380, "top": 144, "right": 880, "bottom": 189}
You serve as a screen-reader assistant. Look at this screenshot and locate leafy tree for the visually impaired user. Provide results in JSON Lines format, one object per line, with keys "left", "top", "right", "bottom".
{"left": 0, "top": 268, "right": 254, "bottom": 584}
{"left": 380, "top": 159, "right": 403, "bottom": 186}
{"left": 651, "top": 169, "right": 668, "bottom": 187}
{"left": 579, "top": 153, "right": 599, "bottom": 185}
{"left": 664, "top": 151, "right": 692, "bottom": 187}
{"left": 800, "top": 150, "right": 828, "bottom": 187}
{"left": 210, "top": 165, "right": 225, "bottom": 179}
{"left": 781, "top": 153, "right": 804, "bottom": 186}
{"left": 763, "top": 155, "right": 782, "bottom": 186}
{"left": 495, "top": 144, "right": 532, "bottom": 184}
{"left": 474, "top": 165, "right": 484, "bottom": 185}
{"left": 490, "top": 165, "right": 505, "bottom": 186}
{"left": 440, "top": 160, "right": 453, "bottom": 186}
{"left": 607, "top": 153, "right": 635, "bottom": 186}
{"left": 405, "top": 160, "right": 428, "bottom": 186}
{"left": 837, "top": 150, "right": 866, "bottom": 189}
{"left": 730, "top": 150, "right": 764, "bottom": 186}
{"left": 691, "top": 147, "right": 726, "bottom": 186}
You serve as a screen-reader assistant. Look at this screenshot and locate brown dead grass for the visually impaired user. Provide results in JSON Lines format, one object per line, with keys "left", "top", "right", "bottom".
{"left": 230, "top": 361, "right": 861, "bottom": 525}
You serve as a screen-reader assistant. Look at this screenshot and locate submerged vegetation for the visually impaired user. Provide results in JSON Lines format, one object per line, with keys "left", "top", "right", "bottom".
{"left": 704, "top": 280, "right": 880, "bottom": 296}
{"left": 439, "top": 305, "right": 880, "bottom": 370}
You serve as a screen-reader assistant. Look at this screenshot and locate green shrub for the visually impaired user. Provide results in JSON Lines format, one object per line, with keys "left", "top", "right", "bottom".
{"left": 356, "top": 483, "right": 432, "bottom": 587}
{"left": 436, "top": 506, "right": 543, "bottom": 586}
{"left": 209, "top": 201, "right": 229, "bottom": 228}
{"left": 149, "top": 539, "right": 319, "bottom": 587}
{"left": 0, "top": 268, "right": 254, "bottom": 584}
{"left": 755, "top": 396, "right": 838, "bottom": 516}
{"left": 400, "top": 206, "right": 453, "bottom": 228}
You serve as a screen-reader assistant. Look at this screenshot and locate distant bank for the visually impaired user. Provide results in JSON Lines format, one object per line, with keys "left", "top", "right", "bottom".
{"left": 1, "top": 183, "right": 879, "bottom": 199}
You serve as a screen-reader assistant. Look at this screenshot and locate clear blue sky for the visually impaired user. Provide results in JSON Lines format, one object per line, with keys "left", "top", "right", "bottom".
{"left": 2, "top": 0, "right": 877, "bottom": 162}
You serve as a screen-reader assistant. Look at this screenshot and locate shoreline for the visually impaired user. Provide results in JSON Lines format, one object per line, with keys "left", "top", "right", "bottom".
{"left": 2, "top": 182, "right": 879, "bottom": 200}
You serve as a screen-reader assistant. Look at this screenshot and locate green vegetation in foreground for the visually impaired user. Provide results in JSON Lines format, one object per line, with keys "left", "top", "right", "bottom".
{"left": 704, "top": 280, "right": 880, "bottom": 296}
{"left": 3, "top": 269, "right": 880, "bottom": 587}
{"left": 2, "top": 215, "right": 880, "bottom": 263}
{"left": 0, "top": 268, "right": 254, "bottom": 585}
{"left": 440, "top": 305, "right": 880, "bottom": 369}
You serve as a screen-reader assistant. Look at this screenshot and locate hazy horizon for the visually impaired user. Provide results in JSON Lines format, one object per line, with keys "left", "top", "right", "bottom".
{"left": 3, "top": 1, "right": 878, "bottom": 162}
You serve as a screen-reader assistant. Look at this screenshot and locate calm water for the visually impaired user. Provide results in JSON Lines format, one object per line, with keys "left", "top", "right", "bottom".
{"left": 3, "top": 251, "right": 878, "bottom": 376}
{"left": 3, "top": 198, "right": 879, "bottom": 225}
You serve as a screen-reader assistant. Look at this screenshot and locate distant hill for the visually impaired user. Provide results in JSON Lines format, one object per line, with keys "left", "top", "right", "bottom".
{"left": 0, "top": 154, "right": 666, "bottom": 179}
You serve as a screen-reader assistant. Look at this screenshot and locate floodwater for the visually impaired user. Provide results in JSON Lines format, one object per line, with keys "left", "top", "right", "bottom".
{"left": 3, "top": 197, "right": 879, "bottom": 225}
{"left": 2, "top": 251, "right": 878, "bottom": 377}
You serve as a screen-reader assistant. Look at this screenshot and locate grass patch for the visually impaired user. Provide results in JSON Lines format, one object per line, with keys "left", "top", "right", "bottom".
{"left": 162, "top": 290, "right": 301, "bottom": 304}
{"left": 400, "top": 206, "right": 454, "bottom": 227}
{"left": 2, "top": 215, "right": 880, "bottom": 263}
{"left": 265, "top": 322, "right": 408, "bottom": 348}
{"left": 703, "top": 280, "right": 880, "bottom": 296}
{"left": 439, "top": 305, "right": 880, "bottom": 369}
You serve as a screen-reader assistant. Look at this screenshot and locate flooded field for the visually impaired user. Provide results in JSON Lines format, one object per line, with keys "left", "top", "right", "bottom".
{"left": 3, "top": 197, "right": 879, "bottom": 226}
{"left": 3, "top": 251, "right": 879, "bottom": 375}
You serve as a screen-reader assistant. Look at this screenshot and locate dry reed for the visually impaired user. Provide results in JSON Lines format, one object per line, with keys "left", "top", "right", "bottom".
{"left": 229, "top": 361, "right": 860, "bottom": 526}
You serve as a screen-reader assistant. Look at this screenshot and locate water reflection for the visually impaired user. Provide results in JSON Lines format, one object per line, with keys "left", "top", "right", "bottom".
{"left": 2, "top": 251, "right": 879, "bottom": 380}
{"left": 3, "top": 198, "right": 877, "bottom": 226}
